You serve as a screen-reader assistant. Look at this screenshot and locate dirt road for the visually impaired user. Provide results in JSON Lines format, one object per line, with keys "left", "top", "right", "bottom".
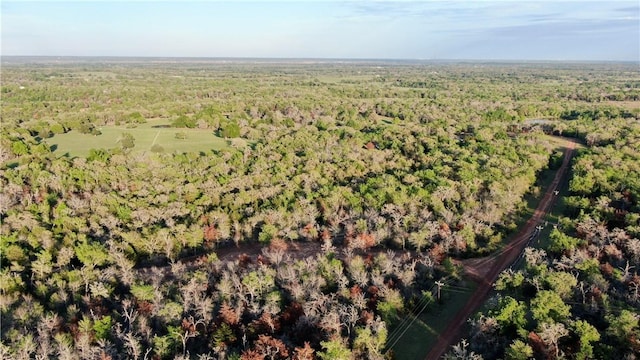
{"left": 133, "top": 137, "right": 578, "bottom": 360}
{"left": 425, "top": 141, "right": 575, "bottom": 360}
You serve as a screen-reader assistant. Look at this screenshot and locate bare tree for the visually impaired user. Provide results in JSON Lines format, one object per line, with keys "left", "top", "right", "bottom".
{"left": 177, "top": 316, "right": 206, "bottom": 356}
{"left": 444, "top": 339, "right": 482, "bottom": 360}
{"left": 539, "top": 322, "right": 568, "bottom": 359}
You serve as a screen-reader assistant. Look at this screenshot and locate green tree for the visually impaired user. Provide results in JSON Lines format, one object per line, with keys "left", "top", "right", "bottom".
{"left": 220, "top": 120, "right": 240, "bottom": 138}
{"left": 130, "top": 284, "right": 156, "bottom": 302}
{"left": 544, "top": 271, "right": 577, "bottom": 300}
{"left": 211, "top": 323, "right": 236, "bottom": 348}
{"left": 78, "top": 121, "right": 96, "bottom": 134}
{"left": 573, "top": 320, "right": 600, "bottom": 360}
{"left": 504, "top": 339, "right": 534, "bottom": 360}
{"left": 118, "top": 132, "right": 135, "bottom": 151}
{"left": 11, "top": 140, "right": 29, "bottom": 156}
{"left": 50, "top": 123, "right": 66, "bottom": 134}
{"left": 154, "top": 333, "right": 178, "bottom": 358}
{"left": 495, "top": 270, "right": 525, "bottom": 293}
{"left": 242, "top": 269, "right": 275, "bottom": 303}
{"left": 607, "top": 310, "right": 639, "bottom": 345}
{"left": 93, "top": 315, "right": 112, "bottom": 340}
{"left": 87, "top": 148, "right": 110, "bottom": 162}
{"left": 548, "top": 229, "right": 581, "bottom": 254}
{"left": 259, "top": 223, "right": 278, "bottom": 244}
{"left": 172, "top": 115, "right": 196, "bottom": 128}
{"left": 317, "top": 338, "right": 352, "bottom": 360}
{"left": 491, "top": 296, "right": 528, "bottom": 336}
{"left": 129, "top": 111, "right": 146, "bottom": 123}
{"left": 353, "top": 324, "right": 387, "bottom": 358}
{"left": 75, "top": 242, "right": 111, "bottom": 267}
{"left": 531, "top": 290, "right": 571, "bottom": 324}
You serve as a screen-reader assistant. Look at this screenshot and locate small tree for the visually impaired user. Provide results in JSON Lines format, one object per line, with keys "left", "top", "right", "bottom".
{"left": 505, "top": 339, "right": 534, "bottom": 360}
{"left": 50, "top": 123, "right": 66, "bottom": 134}
{"left": 318, "top": 338, "right": 352, "bottom": 360}
{"left": 93, "top": 316, "right": 112, "bottom": 340}
{"left": 118, "top": 132, "right": 135, "bottom": 151}
{"left": 129, "top": 112, "right": 146, "bottom": 124}
{"left": 491, "top": 296, "right": 528, "bottom": 336}
{"left": 220, "top": 120, "right": 240, "bottom": 138}
{"left": 548, "top": 229, "right": 581, "bottom": 254}
{"left": 172, "top": 115, "right": 196, "bottom": 128}
{"left": 11, "top": 140, "right": 29, "bottom": 155}
{"left": 531, "top": 290, "right": 571, "bottom": 324}
{"left": 78, "top": 121, "right": 95, "bottom": 134}
{"left": 259, "top": 224, "right": 278, "bottom": 244}
{"left": 151, "top": 144, "right": 164, "bottom": 153}
{"left": 573, "top": 320, "right": 600, "bottom": 360}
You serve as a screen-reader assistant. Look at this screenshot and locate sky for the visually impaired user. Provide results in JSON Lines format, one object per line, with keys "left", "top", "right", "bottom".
{"left": 1, "top": 1, "right": 639, "bottom": 61}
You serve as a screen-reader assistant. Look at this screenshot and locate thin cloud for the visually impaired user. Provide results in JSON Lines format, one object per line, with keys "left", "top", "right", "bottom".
{"left": 489, "top": 18, "right": 638, "bottom": 38}
{"left": 2, "top": 0, "right": 638, "bottom": 60}
{"left": 616, "top": 5, "right": 640, "bottom": 13}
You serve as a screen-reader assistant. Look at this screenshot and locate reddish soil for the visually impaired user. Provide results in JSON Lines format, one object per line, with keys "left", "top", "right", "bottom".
{"left": 135, "top": 240, "right": 324, "bottom": 280}
{"left": 425, "top": 141, "right": 575, "bottom": 360}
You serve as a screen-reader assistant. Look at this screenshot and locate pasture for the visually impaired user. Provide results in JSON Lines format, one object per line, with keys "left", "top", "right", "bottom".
{"left": 47, "top": 119, "right": 234, "bottom": 157}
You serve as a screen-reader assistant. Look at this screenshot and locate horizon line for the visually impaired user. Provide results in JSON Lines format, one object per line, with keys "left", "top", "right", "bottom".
{"left": 2, "top": 55, "right": 639, "bottom": 64}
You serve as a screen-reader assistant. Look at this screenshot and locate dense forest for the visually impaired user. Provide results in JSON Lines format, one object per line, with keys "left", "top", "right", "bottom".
{"left": 1, "top": 59, "right": 638, "bottom": 359}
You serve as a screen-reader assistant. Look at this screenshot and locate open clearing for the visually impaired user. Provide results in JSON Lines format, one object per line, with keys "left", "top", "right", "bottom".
{"left": 47, "top": 119, "right": 232, "bottom": 157}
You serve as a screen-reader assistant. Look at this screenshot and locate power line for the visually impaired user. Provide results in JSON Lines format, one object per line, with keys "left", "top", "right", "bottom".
{"left": 386, "top": 278, "right": 444, "bottom": 347}
{"left": 386, "top": 275, "right": 461, "bottom": 349}
{"left": 385, "top": 281, "right": 439, "bottom": 347}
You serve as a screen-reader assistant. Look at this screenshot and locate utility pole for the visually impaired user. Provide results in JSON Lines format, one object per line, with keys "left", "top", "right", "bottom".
{"left": 435, "top": 280, "right": 444, "bottom": 301}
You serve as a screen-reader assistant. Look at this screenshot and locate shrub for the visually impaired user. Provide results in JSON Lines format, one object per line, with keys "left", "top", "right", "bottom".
{"left": 172, "top": 115, "right": 196, "bottom": 128}
{"left": 220, "top": 120, "right": 240, "bottom": 138}
{"left": 129, "top": 112, "right": 146, "bottom": 123}
{"left": 151, "top": 144, "right": 165, "bottom": 153}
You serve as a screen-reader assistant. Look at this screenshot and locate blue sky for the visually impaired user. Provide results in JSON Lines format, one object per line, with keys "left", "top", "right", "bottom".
{"left": 2, "top": 1, "right": 638, "bottom": 61}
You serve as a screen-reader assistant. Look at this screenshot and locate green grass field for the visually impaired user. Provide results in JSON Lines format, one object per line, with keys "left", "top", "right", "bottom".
{"left": 47, "top": 119, "right": 235, "bottom": 157}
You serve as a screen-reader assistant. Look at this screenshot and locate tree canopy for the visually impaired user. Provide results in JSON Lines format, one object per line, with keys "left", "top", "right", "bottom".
{"left": 1, "top": 60, "right": 638, "bottom": 359}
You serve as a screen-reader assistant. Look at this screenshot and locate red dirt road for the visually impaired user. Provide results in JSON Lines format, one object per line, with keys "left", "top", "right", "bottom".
{"left": 134, "top": 138, "right": 578, "bottom": 360}
{"left": 425, "top": 141, "right": 575, "bottom": 360}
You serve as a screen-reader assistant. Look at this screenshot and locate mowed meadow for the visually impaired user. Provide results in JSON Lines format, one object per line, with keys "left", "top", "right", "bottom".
{"left": 47, "top": 119, "right": 234, "bottom": 157}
